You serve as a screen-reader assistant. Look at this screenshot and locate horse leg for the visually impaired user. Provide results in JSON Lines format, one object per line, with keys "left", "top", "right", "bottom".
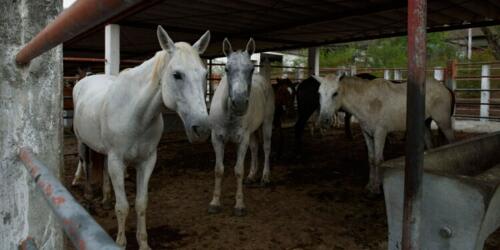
{"left": 361, "top": 130, "right": 377, "bottom": 193}
{"left": 245, "top": 133, "right": 259, "bottom": 184}
{"left": 234, "top": 135, "right": 250, "bottom": 216}
{"left": 102, "top": 156, "right": 113, "bottom": 210}
{"left": 107, "top": 153, "right": 129, "bottom": 247}
{"left": 344, "top": 112, "right": 353, "bottom": 139}
{"left": 294, "top": 107, "right": 317, "bottom": 157}
{"left": 135, "top": 152, "right": 156, "bottom": 250}
{"left": 424, "top": 118, "right": 434, "bottom": 149}
{"left": 434, "top": 114, "right": 455, "bottom": 144}
{"left": 370, "top": 130, "right": 387, "bottom": 194}
{"left": 208, "top": 134, "right": 225, "bottom": 214}
{"left": 72, "top": 160, "right": 84, "bottom": 186}
{"left": 261, "top": 119, "right": 273, "bottom": 186}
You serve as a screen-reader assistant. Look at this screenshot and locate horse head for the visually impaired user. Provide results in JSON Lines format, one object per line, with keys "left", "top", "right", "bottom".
{"left": 222, "top": 38, "right": 255, "bottom": 116}
{"left": 156, "top": 26, "right": 211, "bottom": 143}
{"left": 314, "top": 74, "right": 343, "bottom": 129}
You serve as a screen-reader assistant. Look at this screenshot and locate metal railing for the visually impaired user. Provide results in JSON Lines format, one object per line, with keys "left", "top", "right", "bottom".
{"left": 18, "top": 147, "right": 120, "bottom": 250}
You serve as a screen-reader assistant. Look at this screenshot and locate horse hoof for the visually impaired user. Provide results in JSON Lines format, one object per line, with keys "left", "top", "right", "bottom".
{"left": 102, "top": 199, "right": 114, "bottom": 210}
{"left": 233, "top": 207, "right": 247, "bottom": 217}
{"left": 208, "top": 205, "right": 222, "bottom": 214}
{"left": 260, "top": 180, "right": 271, "bottom": 187}
{"left": 244, "top": 178, "right": 258, "bottom": 186}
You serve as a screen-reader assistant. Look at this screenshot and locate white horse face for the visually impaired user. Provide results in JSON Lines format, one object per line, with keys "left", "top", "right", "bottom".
{"left": 222, "top": 38, "right": 255, "bottom": 116}
{"left": 315, "top": 74, "right": 343, "bottom": 129}
{"left": 157, "top": 26, "right": 211, "bottom": 143}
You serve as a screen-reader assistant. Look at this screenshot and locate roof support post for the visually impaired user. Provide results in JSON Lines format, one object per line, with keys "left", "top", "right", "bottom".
{"left": 105, "top": 24, "right": 120, "bottom": 76}
{"left": 308, "top": 47, "right": 319, "bottom": 76}
{"left": 403, "top": 0, "right": 427, "bottom": 249}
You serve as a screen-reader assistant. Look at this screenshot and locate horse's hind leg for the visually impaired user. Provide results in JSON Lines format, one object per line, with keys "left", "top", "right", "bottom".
{"left": 72, "top": 142, "right": 89, "bottom": 186}
{"left": 424, "top": 118, "right": 434, "bottom": 149}
{"left": 261, "top": 118, "right": 273, "bottom": 185}
{"left": 102, "top": 156, "right": 113, "bottom": 210}
{"left": 344, "top": 112, "right": 353, "bottom": 139}
{"left": 434, "top": 114, "right": 455, "bottom": 144}
{"left": 245, "top": 133, "right": 259, "bottom": 184}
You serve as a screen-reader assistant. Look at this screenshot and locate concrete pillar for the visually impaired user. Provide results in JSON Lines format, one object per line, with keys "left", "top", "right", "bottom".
{"left": 0, "top": 1, "right": 63, "bottom": 249}
{"left": 394, "top": 70, "right": 403, "bottom": 80}
{"left": 384, "top": 69, "right": 391, "bottom": 80}
{"left": 433, "top": 67, "right": 444, "bottom": 81}
{"left": 481, "top": 64, "right": 490, "bottom": 121}
{"left": 105, "top": 24, "right": 120, "bottom": 75}
{"left": 350, "top": 65, "right": 357, "bottom": 76}
{"left": 308, "top": 47, "right": 319, "bottom": 76}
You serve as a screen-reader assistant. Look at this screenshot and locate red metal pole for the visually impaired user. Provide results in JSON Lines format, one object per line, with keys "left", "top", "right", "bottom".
{"left": 403, "top": 0, "right": 427, "bottom": 249}
{"left": 15, "top": 0, "right": 143, "bottom": 65}
{"left": 19, "top": 147, "right": 120, "bottom": 250}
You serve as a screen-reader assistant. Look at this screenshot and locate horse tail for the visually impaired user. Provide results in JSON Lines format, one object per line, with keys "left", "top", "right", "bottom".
{"left": 260, "top": 58, "right": 271, "bottom": 83}
{"left": 444, "top": 84, "right": 455, "bottom": 116}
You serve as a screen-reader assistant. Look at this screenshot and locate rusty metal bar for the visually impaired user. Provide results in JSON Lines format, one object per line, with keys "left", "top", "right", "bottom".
{"left": 63, "top": 57, "right": 143, "bottom": 64}
{"left": 19, "top": 147, "right": 120, "bottom": 250}
{"left": 403, "top": 0, "right": 427, "bottom": 249}
{"left": 15, "top": 0, "right": 143, "bottom": 65}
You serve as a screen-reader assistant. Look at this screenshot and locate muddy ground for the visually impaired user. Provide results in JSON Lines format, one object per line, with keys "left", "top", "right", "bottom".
{"left": 63, "top": 125, "right": 500, "bottom": 250}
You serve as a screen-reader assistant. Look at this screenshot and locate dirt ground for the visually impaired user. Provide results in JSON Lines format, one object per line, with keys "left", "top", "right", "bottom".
{"left": 63, "top": 125, "right": 500, "bottom": 250}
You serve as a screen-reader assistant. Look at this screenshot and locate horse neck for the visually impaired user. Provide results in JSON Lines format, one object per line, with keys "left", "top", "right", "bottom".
{"left": 120, "top": 51, "right": 168, "bottom": 125}
{"left": 339, "top": 79, "right": 370, "bottom": 120}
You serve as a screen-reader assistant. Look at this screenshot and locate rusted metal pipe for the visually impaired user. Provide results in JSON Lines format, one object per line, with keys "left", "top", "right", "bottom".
{"left": 15, "top": 0, "right": 142, "bottom": 65}
{"left": 403, "top": 0, "right": 427, "bottom": 249}
{"left": 19, "top": 147, "right": 120, "bottom": 250}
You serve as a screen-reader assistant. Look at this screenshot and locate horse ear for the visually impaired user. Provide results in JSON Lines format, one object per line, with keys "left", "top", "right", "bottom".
{"left": 222, "top": 38, "right": 232, "bottom": 57}
{"left": 193, "top": 30, "right": 211, "bottom": 54}
{"left": 312, "top": 75, "right": 323, "bottom": 83}
{"left": 157, "top": 25, "right": 175, "bottom": 53}
{"left": 246, "top": 38, "right": 255, "bottom": 56}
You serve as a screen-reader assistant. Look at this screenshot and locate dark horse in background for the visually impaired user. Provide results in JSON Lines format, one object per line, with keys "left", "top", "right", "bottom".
{"left": 273, "top": 78, "right": 297, "bottom": 158}
{"left": 294, "top": 73, "right": 377, "bottom": 158}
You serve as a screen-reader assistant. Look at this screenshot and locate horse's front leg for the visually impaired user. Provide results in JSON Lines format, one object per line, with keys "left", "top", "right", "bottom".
{"left": 234, "top": 134, "right": 250, "bottom": 216}
{"left": 208, "top": 133, "right": 225, "bottom": 214}
{"left": 135, "top": 152, "right": 156, "bottom": 250}
{"left": 361, "top": 130, "right": 377, "bottom": 193}
{"left": 370, "top": 129, "right": 387, "bottom": 194}
{"left": 245, "top": 133, "right": 259, "bottom": 184}
{"left": 107, "top": 153, "right": 129, "bottom": 247}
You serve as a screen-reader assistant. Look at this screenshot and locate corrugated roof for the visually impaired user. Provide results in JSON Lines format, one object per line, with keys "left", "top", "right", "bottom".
{"left": 63, "top": 0, "right": 500, "bottom": 73}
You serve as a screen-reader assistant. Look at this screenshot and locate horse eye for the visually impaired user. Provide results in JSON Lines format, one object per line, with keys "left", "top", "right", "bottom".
{"left": 332, "top": 92, "right": 338, "bottom": 98}
{"left": 225, "top": 67, "right": 228, "bottom": 73}
{"left": 173, "top": 72, "right": 182, "bottom": 80}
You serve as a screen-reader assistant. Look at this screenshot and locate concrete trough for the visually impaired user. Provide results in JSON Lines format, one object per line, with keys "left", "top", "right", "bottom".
{"left": 382, "top": 132, "right": 500, "bottom": 250}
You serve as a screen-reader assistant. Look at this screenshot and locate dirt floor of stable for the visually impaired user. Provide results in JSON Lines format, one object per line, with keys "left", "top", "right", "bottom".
{"left": 63, "top": 125, "right": 500, "bottom": 250}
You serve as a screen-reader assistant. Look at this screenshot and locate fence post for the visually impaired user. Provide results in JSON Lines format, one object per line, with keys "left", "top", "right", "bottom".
{"left": 434, "top": 67, "right": 444, "bottom": 81}
{"left": 350, "top": 65, "right": 357, "bottom": 76}
{"left": 384, "top": 69, "right": 391, "bottom": 80}
{"left": 481, "top": 64, "right": 491, "bottom": 121}
{"left": 394, "top": 69, "right": 402, "bottom": 80}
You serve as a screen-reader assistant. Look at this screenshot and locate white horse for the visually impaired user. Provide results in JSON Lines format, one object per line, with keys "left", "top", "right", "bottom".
{"left": 72, "top": 26, "right": 211, "bottom": 250}
{"left": 315, "top": 74, "right": 455, "bottom": 194}
{"left": 208, "top": 38, "right": 275, "bottom": 216}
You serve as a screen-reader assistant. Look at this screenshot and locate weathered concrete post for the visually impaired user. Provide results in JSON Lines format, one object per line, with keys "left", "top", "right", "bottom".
{"left": 308, "top": 47, "right": 319, "bottom": 76}
{"left": 394, "top": 69, "right": 403, "bottom": 80}
{"left": 384, "top": 69, "right": 391, "bottom": 80}
{"left": 0, "top": 1, "right": 63, "bottom": 249}
{"left": 480, "top": 64, "right": 490, "bottom": 121}
{"left": 434, "top": 67, "right": 444, "bottom": 81}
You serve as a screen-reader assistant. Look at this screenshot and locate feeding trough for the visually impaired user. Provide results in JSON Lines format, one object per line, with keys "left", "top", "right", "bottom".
{"left": 382, "top": 132, "right": 500, "bottom": 250}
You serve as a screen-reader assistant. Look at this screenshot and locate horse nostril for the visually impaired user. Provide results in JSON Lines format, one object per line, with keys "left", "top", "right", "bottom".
{"left": 192, "top": 125, "right": 200, "bottom": 137}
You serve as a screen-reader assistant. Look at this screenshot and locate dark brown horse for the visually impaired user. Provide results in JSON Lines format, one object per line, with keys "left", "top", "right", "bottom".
{"left": 273, "top": 78, "right": 296, "bottom": 158}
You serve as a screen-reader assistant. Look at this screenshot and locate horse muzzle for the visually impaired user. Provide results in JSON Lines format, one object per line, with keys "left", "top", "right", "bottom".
{"left": 186, "top": 118, "right": 210, "bottom": 143}
{"left": 320, "top": 116, "right": 333, "bottom": 130}
{"left": 230, "top": 97, "right": 249, "bottom": 116}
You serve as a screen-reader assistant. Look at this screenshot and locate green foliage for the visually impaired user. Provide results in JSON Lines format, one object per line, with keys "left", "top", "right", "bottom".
{"left": 319, "top": 45, "right": 358, "bottom": 67}
{"left": 365, "top": 37, "right": 407, "bottom": 67}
